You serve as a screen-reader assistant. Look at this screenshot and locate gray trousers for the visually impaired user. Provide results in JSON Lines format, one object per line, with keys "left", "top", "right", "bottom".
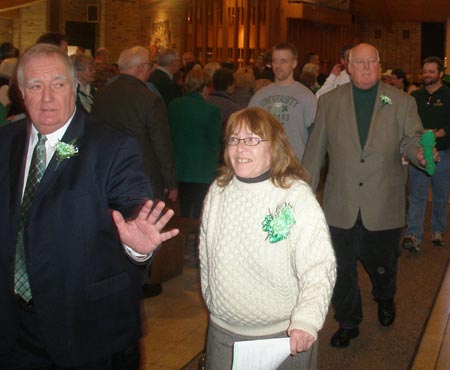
{"left": 205, "top": 321, "right": 318, "bottom": 370}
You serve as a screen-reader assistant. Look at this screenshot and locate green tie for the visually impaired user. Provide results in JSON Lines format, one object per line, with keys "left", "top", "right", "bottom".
{"left": 15, "top": 133, "right": 47, "bottom": 301}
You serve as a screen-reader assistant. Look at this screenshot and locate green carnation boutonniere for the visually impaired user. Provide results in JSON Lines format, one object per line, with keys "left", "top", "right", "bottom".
{"left": 380, "top": 94, "right": 392, "bottom": 107}
{"left": 55, "top": 138, "right": 79, "bottom": 170}
{"left": 262, "top": 203, "right": 296, "bottom": 243}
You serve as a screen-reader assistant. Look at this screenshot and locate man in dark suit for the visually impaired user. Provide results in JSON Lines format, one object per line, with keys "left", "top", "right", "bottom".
{"left": 148, "top": 47, "right": 182, "bottom": 107}
{"left": 92, "top": 46, "right": 178, "bottom": 202}
{"left": 92, "top": 45, "right": 178, "bottom": 298}
{"left": 0, "top": 43, "right": 178, "bottom": 370}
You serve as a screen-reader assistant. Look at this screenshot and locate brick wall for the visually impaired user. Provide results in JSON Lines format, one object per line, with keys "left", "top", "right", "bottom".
{"left": 101, "top": 0, "right": 144, "bottom": 61}
{"left": 141, "top": 0, "right": 187, "bottom": 55}
{"left": 0, "top": 18, "right": 13, "bottom": 44}
{"left": 0, "top": 1, "right": 48, "bottom": 52}
{"left": 358, "top": 21, "right": 422, "bottom": 79}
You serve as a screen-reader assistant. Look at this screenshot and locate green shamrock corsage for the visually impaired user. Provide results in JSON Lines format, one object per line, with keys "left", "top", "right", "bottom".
{"left": 262, "top": 203, "right": 296, "bottom": 243}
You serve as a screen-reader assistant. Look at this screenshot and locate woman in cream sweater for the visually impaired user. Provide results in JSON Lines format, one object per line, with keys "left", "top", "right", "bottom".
{"left": 199, "top": 107, "right": 336, "bottom": 370}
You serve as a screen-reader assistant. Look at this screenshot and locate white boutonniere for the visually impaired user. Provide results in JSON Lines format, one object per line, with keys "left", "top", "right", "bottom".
{"left": 55, "top": 138, "right": 79, "bottom": 169}
{"left": 380, "top": 94, "right": 392, "bottom": 106}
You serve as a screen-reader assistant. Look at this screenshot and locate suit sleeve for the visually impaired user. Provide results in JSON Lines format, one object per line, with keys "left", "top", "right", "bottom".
{"left": 302, "top": 97, "right": 329, "bottom": 191}
{"left": 144, "top": 95, "right": 178, "bottom": 190}
{"left": 106, "top": 135, "right": 153, "bottom": 216}
{"left": 400, "top": 94, "right": 423, "bottom": 167}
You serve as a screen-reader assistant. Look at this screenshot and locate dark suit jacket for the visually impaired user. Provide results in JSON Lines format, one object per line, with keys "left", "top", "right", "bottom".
{"left": 92, "top": 74, "right": 177, "bottom": 199}
{"left": 148, "top": 68, "right": 182, "bottom": 107}
{"left": 0, "top": 108, "right": 152, "bottom": 367}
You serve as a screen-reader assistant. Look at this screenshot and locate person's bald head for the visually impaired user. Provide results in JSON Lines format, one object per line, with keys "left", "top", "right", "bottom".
{"left": 348, "top": 43, "right": 380, "bottom": 90}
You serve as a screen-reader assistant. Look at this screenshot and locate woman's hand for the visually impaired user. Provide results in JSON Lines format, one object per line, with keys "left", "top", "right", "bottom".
{"left": 289, "top": 329, "right": 315, "bottom": 355}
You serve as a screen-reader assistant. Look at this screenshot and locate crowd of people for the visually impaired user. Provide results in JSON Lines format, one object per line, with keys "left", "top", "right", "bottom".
{"left": 0, "top": 32, "right": 448, "bottom": 370}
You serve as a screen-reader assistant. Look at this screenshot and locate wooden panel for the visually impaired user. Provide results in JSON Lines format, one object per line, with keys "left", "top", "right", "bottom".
{"left": 287, "top": 18, "right": 354, "bottom": 75}
{"left": 150, "top": 233, "right": 186, "bottom": 283}
{"left": 150, "top": 217, "right": 199, "bottom": 284}
{"left": 0, "top": 0, "right": 43, "bottom": 12}
{"left": 0, "top": 8, "right": 18, "bottom": 17}
{"left": 351, "top": 0, "right": 450, "bottom": 22}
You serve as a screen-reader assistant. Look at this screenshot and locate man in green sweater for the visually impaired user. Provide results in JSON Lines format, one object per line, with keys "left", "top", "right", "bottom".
{"left": 303, "top": 43, "right": 428, "bottom": 348}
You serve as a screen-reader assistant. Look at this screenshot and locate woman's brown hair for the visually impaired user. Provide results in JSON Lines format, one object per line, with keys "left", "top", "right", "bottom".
{"left": 217, "top": 107, "right": 310, "bottom": 188}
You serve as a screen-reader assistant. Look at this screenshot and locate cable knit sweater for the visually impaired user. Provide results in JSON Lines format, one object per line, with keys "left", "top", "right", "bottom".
{"left": 199, "top": 177, "right": 336, "bottom": 339}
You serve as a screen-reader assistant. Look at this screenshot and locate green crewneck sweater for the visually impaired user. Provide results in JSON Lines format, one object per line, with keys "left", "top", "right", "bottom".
{"left": 353, "top": 82, "right": 378, "bottom": 148}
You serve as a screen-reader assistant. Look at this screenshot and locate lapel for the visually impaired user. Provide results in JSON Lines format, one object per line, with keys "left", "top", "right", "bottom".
{"left": 342, "top": 84, "right": 363, "bottom": 151}
{"left": 32, "top": 109, "right": 86, "bottom": 206}
{"left": 9, "top": 121, "right": 30, "bottom": 216}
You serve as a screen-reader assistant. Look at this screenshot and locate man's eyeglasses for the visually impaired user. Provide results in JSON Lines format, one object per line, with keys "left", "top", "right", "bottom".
{"left": 225, "top": 137, "right": 269, "bottom": 146}
{"left": 426, "top": 94, "right": 432, "bottom": 106}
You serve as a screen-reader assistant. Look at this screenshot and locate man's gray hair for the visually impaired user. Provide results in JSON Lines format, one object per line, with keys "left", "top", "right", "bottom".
{"left": 117, "top": 46, "right": 149, "bottom": 71}
{"left": 70, "top": 53, "right": 94, "bottom": 72}
{"left": 17, "top": 43, "right": 76, "bottom": 93}
{"left": 157, "top": 48, "right": 179, "bottom": 67}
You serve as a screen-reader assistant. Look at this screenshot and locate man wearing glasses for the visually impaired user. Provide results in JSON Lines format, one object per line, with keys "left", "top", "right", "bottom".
{"left": 402, "top": 57, "right": 450, "bottom": 252}
{"left": 303, "top": 43, "right": 427, "bottom": 348}
{"left": 249, "top": 42, "right": 317, "bottom": 161}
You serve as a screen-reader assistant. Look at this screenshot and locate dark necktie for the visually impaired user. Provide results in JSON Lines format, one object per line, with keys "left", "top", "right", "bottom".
{"left": 15, "top": 133, "right": 47, "bottom": 301}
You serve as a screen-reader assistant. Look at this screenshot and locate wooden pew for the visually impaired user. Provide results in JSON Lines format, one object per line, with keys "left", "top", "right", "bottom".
{"left": 149, "top": 216, "right": 199, "bottom": 283}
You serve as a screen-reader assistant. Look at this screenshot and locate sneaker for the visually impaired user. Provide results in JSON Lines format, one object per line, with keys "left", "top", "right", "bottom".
{"left": 432, "top": 232, "right": 445, "bottom": 246}
{"left": 402, "top": 234, "right": 421, "bottom": 253}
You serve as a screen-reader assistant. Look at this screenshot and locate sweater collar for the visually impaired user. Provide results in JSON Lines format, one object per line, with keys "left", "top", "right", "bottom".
{"left": 235, "top": 170, "right": 271, "bottom": 183}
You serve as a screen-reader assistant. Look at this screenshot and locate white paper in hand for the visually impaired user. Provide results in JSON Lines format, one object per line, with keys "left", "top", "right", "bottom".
{"left": 232, "top": 337, "right": 291, "bottom": 370}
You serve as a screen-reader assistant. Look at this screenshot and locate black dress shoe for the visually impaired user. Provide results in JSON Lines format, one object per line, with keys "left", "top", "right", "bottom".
{"left": 330, "top": 327, "right": 359, "bottom": 348}
{"left": 378, "top": 300, "right": 395, "bottom": 326}
{"left": 142, "top": 283, "right": 162, "bottom": 298}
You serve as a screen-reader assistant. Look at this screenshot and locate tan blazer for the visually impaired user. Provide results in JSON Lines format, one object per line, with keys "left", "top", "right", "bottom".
{"left": 302, "top": 82, "right": 423, "bottom": 231}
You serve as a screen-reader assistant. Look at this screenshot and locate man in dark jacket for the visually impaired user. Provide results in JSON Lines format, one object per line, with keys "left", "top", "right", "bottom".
{"left": 148, "top": 47, "right": 182, "bottom": 107}
{"left": 92, "top": 46, "right": 178, "bottom": 298}
{"left": 92, "top": 46, "right": 178, "bottom": 202}
{"left": 0, "top": 43, "right": 178, "bottom": 370}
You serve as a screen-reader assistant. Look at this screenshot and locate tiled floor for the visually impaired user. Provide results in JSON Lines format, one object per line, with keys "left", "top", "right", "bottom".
{"left": 411, "top": 263, "right": 450, "bottom": 370}
{"left": 139, "top": 265, "right": 208, "bottom": 370}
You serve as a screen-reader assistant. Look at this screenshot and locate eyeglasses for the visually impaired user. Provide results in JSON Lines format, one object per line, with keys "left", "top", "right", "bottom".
{"left": 225, "top": 137, "right": 269, "bottom": 146}
{"left": 426, "top": 94, "right": 432, "bottom": 106}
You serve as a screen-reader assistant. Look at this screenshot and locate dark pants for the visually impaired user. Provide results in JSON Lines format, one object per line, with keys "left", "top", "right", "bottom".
{"left": 1, "top": 298, "right": 139, "bottom": 370}
{"left": 329, "top": 219, "right": 401, "bottom": 328}
{"left": 179, "top": 182, "right": 210, "bottom": 218}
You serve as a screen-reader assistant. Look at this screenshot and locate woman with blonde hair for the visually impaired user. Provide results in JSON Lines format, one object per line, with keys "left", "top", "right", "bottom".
{"left": 231, "top": 66, "right": 255, "bottom": 106}
{"left": 200, "top": 107, "right": 336, "bottom": 370}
